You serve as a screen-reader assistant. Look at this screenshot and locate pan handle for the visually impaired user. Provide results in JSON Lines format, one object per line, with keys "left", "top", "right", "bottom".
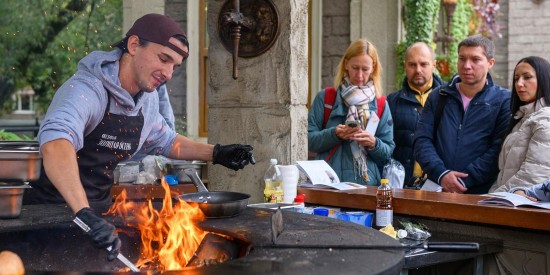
{"left": 184, "top": 168, "right": 209, "bottom": 192}
{"left": 424, "top": 242, "right": 479, "bottom": 252}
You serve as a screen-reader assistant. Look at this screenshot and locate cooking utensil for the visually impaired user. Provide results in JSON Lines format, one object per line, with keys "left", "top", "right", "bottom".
{"left": 73, "top": 218, "right": 140, "bottom": 272}
{"left": 178, "top": 168, "right": 250, "bottom": 218}
{"left": 259, "top": 242, "right": 480, "bottom": 251}
{"left": 0, "top": 141, "right": 41, "bottom": 182}
{"left": 0, "top": 185, "right": 31, "bottom": 218}
{"left": 267, "top": 210, "right": 479, "bottom": 252}
{"left": 165, "top": 161, "right": 205, "bottom": 183}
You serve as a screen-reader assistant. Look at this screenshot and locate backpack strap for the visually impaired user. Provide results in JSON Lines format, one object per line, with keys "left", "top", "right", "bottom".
{"left": 322, "top": 86, "right": 339, "bottom": 161}
{"left": 323, "top": 86, "right": 337, "bottom": 128}
{"left": 376, "top": 96, "right": 386, "bottom": 118}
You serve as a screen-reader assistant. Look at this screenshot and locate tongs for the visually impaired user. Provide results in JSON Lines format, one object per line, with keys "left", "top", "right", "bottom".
{"left": 73, "top": 218, "right": 140, "bottom": 272}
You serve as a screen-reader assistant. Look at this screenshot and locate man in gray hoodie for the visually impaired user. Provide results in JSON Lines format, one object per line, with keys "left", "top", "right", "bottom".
{"left": 24, "top": 13, "right": 255, "bottom": 260}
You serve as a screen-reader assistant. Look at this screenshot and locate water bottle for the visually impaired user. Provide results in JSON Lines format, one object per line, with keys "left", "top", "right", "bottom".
{"left": 375, "top": 178, "right": 393, "bottom": 228}
{"left": 264, "top": 159, "right": 283, "bottom": 203}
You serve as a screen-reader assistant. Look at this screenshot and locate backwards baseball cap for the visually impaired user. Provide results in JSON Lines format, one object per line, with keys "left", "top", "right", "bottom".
{"left": 114, "top": 13, "right": 189, "bottom": 59}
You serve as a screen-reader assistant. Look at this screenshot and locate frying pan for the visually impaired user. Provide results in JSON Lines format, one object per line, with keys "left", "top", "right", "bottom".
{"left": 178, "top": 168, "right": 250, "bottom": 218}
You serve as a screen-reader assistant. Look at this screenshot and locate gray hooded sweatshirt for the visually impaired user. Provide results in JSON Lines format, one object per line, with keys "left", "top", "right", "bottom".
{"left": 38, "top": 49, "right": 176, "bottom": 157}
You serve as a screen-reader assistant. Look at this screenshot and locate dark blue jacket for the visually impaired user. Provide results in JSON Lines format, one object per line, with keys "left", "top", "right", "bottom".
{"left": 413, "top": 74, "right": 511, "bottom": 194}
{"left": 387, "top": 74, "right": 445, "bottom": 183}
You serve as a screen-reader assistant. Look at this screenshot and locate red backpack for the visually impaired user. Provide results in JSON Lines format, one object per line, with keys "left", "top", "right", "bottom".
{"left": 322, "top": 86, "right": 386, "bottom": 161}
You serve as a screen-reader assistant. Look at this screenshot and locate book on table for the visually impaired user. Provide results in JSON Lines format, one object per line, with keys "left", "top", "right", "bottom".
{"left": 296, "top": 160, "right": 366, "bottom": 191}
{"left": 477, "top": 192, "right": 550, "bottom": 210}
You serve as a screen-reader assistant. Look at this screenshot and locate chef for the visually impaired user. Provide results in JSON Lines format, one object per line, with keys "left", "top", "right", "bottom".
{"left": 23, "top": 13, "right": 255, "bottom": 260}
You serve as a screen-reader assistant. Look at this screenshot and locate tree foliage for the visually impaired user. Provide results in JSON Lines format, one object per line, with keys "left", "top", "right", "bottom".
{"left": 0, "top": 0, "right": 122, "bottom": 115}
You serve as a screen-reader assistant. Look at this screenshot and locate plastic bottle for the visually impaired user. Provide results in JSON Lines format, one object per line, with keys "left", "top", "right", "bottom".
{"left": 293, "top": 194, "right": 306, "bottom": 213}
{"left": 293, "top": 194, "right": 306, "bottom": 207}
{"left": 264, "top": 159, "right": 283, "bottom": 203}
{"left": 375, "top": 178, "right": 393, "bottom": 228}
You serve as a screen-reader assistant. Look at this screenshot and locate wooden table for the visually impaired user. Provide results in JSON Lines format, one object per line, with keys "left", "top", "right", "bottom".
{"left": 298, "top": 186, "right": 550, "bottom": 274}
{"left": 298, "top": 186, "right": 550, "bottom": 231}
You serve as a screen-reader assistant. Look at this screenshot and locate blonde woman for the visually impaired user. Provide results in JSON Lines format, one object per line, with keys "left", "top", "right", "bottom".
{"left": 308, "top": 38, "right": 394, "bottom": 186}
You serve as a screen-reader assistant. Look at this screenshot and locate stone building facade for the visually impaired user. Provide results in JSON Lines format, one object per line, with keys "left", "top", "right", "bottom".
{"left": 125, "top": 0, "right": 550, "bottom": 133}
{"left": 122, "top": 0, "right": 550, "bottom": 198}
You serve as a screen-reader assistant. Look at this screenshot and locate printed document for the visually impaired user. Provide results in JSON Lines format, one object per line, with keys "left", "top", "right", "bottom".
{"left": 477, "top": 192, "right": 550, "bottom": 210}
{"left": 296, "top": 160, "right": 366, "bottom": 190}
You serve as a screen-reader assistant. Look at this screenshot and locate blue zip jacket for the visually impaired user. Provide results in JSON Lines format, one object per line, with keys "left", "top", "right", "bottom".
{"left": 387, "top": 74, "right": 445, "bottom": 184}
{"left": 308, "top": 87, "right": 395, "bottom": 185}
{"left": 413, "top": 74, "right": 511, "bottom": 194}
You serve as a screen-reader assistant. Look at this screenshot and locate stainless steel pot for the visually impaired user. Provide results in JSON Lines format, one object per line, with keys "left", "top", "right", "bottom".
{"left": 166, "top": 160, "right": 205, "bottom": 183}
{"left": 0, "top": 141, "right": 41, "bottom": 182}
{"left": 178, "top": 168, "right": 249, "bottom": 218}
{"left": 0, "top": 185, "right": 31, "bottom": 218}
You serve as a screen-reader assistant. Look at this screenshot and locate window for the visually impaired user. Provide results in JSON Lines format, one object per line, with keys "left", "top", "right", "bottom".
{"left": 12, "top": 89, "right": 35, "bottom": 115}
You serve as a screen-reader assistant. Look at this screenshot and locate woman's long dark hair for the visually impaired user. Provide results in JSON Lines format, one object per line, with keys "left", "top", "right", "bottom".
{"left": 505, "top": 56, "right": 550, "bottom": 136}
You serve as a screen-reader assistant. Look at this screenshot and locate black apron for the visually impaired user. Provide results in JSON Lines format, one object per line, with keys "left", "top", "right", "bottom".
{"left": 24, "top": 91, "right": 144, "bottom": 205}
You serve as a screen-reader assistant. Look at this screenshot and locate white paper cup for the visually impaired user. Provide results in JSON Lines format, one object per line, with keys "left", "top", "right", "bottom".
{"left": 278, "top": 164, "right": 299, "bottom": 203}
{"left": 282, "top": 175, "right": 299, "bottom": 203}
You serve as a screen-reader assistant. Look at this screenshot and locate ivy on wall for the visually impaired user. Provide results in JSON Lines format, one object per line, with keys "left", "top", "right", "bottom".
{"left": 438, "top": 0, "right": 472, "bottom": 81}
{"left": 396, "top": 0, "right": 473, "bottom": 86}
{"left": 396, "top": 0, "right": 440, "bottom": 88}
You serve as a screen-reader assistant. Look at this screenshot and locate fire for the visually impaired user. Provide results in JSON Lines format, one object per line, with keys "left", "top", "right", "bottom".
{"left": 107, "top": 179, "right": 207, "bottom": 271}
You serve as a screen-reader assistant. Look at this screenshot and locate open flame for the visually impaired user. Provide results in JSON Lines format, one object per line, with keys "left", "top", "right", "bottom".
{"left": 106, "top": 179, "right": 207, "bottom": 271}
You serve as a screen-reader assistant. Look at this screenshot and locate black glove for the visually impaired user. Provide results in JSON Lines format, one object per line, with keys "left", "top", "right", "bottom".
{"left": 212, "top": 144, "right": 256, "bottom": 171}
{"left": 75, "top": 207, "right": 121, "bottom": 261}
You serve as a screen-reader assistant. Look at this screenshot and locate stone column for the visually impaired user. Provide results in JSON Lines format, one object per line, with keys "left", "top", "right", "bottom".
{"left": 206, "top": 0, "right": 309, "bottom": 203}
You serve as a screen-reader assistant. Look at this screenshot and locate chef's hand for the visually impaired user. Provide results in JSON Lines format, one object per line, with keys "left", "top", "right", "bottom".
{"left": 213, "top": 144, "right": 256, "bottom": 171}
{"left": 75, "top": 207, "right": 121, "bottom": 261}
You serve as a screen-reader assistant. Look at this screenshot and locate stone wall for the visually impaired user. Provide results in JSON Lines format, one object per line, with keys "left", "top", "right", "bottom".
{"left": 507, "top": 0, "right": 550, "bottom": 85}
{"left": 206, "top": 0, "right": 309, "bottom": 203}
{"left": 164, "top": 0, "right": 188, "bottom": 132}
{"left": 491, "top": 0, "right": 509, "bottom": 89}
{"left": 321, "top": 0, "right": 350, "bottom": 88}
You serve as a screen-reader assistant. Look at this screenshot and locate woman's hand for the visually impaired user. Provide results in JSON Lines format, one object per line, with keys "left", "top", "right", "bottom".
{"left": 335, "top": 124, "right": 362, "bottom": 141}
{"left": 349, "top": 129, "right": 376, "bottom": 149}
{"left": 513, "top": 190, "right": 538, "bottom": 202}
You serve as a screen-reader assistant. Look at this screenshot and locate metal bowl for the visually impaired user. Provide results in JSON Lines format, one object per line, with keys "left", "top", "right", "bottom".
{"left": 0, "top": 141, "right": 41, "bottom": 182}
{"left": 0, "top": 185, "right": 31, "bottom": 218}
{"left": 166, "top": 161, "right": 205, "bottom": 183}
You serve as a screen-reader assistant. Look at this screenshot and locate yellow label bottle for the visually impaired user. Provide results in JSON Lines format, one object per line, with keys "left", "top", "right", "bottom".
{"left": 264, "top": 159, "right": 283, "bottom": 203}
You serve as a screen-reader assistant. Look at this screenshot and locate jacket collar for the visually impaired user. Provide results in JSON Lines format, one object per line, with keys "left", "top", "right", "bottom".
{"left": 514, "top": 98, "right": 548, "bottom": 119}
{"left": 443, "top": 73, "right": 495, "bottom": 99}
{"left": 399, "top": 74, "right": 445, "bottom": 103}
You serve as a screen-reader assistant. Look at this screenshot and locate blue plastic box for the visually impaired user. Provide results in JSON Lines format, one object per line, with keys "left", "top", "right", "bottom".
{"left": 336, "top": 211, "right": 373, "bottom": 227}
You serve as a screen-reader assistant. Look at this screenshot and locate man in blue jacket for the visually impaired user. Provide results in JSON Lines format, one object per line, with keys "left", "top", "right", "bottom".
{"left": 413, "top": 35, "right": 511, "bottom": 194}
{"left": 388, "top": 42, "right": 445, "bottom": 184}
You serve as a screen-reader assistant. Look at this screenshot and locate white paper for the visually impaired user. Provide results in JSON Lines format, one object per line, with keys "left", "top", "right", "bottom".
{"left": 420, "top": 179, "right": 442, "bottom": 192}
{"left": 365, "top": 111, "right": 380, "bottom": 135}
{"left": 478, "top": 192, "right": 550, "bottom": 210}
{"left": 296, "top": 160, "right": 366, "bottom": 190}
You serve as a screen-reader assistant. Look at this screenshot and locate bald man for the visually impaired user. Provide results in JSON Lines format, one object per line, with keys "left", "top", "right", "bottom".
{"left": 387, "top": 42, "right": 445, "bottom": 184}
